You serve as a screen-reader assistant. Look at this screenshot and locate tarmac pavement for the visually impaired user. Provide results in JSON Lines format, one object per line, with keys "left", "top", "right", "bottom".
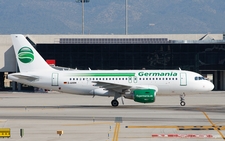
{"left": 0, "top": 91, "right": 224, "bottom": 141}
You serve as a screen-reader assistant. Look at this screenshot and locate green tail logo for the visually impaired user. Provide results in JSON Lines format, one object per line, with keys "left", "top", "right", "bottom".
{"left": 18, "top": 47, "right": 34, "bottom": 63}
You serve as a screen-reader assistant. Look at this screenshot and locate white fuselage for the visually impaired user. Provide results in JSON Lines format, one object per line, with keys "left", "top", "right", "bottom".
{"left": 9, "top": 69, "right": 214, "bottom": 96}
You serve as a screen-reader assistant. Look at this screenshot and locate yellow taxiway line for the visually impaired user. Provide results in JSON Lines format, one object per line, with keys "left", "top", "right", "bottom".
{"left": 112, "top": 123, "right": 120, "bottom": 141}
{"left": 125, "top": 111, "right": 225, "bottom": 140}
{"left": 201, "top": 111, "right": 225, "bottom": 140}
{"left": 125, "top": 125, "right": 225, "bottom": 130}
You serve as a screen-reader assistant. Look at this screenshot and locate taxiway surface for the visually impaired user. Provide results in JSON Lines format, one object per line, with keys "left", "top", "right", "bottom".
{"left": 0, "top": 91, "right": 224, "bottom": 141}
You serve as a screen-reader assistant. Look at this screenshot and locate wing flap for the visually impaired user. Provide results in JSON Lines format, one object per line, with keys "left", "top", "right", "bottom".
{"left": 93, "top": 81, "right": 131, "bottom": 93}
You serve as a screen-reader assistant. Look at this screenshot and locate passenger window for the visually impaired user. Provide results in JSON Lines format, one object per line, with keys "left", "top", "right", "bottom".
{"left": 159, "top": 78, "right": 161, "bottom": 80}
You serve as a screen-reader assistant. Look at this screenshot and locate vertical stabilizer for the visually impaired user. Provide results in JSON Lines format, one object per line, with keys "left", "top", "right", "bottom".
{"left": 11, "top": 34, "right": 54, "bottom": 72}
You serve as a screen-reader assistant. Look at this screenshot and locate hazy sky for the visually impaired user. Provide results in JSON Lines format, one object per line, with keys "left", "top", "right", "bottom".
{"left": 0, "top": 0, "right": 225, "bottom": 34}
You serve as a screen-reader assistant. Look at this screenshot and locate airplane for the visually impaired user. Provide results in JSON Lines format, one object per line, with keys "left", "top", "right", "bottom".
{"left": 8, "top": 34, "right": 214, "bottom": 107}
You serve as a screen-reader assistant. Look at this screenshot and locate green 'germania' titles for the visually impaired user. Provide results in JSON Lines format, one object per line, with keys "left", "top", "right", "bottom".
{"left": 138, "top": 72, "right": 177, "bottom": 77}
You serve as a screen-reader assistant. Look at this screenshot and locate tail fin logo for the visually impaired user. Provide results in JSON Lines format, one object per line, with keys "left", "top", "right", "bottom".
{"left": 18, "top": 47, "right": 34, "bottom": 63}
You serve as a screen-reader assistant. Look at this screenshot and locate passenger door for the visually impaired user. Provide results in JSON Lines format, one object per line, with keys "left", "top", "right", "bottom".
{"left": 52, "top": 73, "right": 59, "bottom": 86}
{"left": 180, "top": 72, "right": 187, "bottom": 86}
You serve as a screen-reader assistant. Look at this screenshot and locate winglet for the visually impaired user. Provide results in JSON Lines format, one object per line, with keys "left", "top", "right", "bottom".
{"left": 11, "top": 34, "right": 54, "bottom": 72}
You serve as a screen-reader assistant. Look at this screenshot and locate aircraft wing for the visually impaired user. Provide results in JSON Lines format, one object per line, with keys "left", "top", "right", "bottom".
{"left": 93, "top": 81, "right": 132, "bottom": 93}
{"left": 10, "top": 74, "right": 39, "bottom": 81}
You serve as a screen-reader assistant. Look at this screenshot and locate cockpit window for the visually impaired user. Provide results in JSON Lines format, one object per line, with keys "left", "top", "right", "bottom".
{"left": 195, "top": 76, "right": 206, "bottom": 80}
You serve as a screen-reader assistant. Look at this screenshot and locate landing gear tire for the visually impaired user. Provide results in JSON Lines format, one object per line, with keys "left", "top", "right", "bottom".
{"left": 180, "top": 101, "right": 185, "bottom": 106}
{"left": 111, "top": 100, "right": 119, "bottom": 107}
{"left": 180, "top": 93, "right": 186, "bottom": 106}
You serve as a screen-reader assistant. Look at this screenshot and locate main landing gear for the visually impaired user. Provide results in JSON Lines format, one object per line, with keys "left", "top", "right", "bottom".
{"left": 180, "top": 93, "right": 186, "bottom": 106}
{"left": 111, "top": 99, "right": 119, "bottom": 107}
{"left": 111, "top": 93, "right": 121, "bottom": 107}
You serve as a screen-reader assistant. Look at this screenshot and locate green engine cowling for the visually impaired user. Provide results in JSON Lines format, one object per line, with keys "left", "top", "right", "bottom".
{"left": 133, "top": 89, "right": 156, "bottom": 103}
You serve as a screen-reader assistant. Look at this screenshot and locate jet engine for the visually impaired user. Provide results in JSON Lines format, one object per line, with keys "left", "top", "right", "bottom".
{"left": 124, "top": 86, "right": 158, "bottom": 103}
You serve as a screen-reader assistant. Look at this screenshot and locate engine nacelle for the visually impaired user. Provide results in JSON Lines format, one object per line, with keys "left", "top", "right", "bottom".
{"left": 133, "top": 89, "right": 156, "bottom": 103}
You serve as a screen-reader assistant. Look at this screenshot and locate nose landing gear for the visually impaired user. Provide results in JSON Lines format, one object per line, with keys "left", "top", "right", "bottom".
{"left": 180, "top": 93, "right": 186, "bottom": 106}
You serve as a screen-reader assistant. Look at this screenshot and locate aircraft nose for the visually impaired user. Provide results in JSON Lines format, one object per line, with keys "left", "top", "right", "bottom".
{"left": 202, "top": 81, "right": 214, "bottom": 91}
{"left": 207, "top": 81, "right": 214, "bottom": 91}
{"left": 209, "top": 82, "right": 214, "bottom": 91}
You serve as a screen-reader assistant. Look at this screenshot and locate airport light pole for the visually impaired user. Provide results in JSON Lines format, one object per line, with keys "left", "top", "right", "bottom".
{"left": 76, "top": 0, "right": 90, "bottom": 34}
{"left": 125, "top": 0, "right": 128, "bottom": 35}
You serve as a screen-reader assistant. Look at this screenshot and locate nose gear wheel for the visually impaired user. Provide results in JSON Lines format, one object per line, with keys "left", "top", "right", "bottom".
{"left": 180, "top": 93, "right": 186, "bottom": 106}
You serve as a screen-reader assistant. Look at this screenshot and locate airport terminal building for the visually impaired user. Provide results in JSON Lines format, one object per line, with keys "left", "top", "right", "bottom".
{"left": 0, "top": 33, "right": 225, "bottom": 91}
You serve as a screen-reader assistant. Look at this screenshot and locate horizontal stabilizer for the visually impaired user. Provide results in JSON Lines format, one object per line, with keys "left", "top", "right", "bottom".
{"left": 10, "top": 74, "right": 39, "bottom": 81}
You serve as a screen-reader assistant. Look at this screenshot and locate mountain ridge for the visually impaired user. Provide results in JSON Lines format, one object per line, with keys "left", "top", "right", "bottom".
{"left": 0, "top": 0, "right": 225, "bottom": 34}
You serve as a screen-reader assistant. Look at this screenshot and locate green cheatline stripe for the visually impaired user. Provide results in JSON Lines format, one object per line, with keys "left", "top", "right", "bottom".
{"left": 68, "top": 73, "right": 135, "bottom": 77}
